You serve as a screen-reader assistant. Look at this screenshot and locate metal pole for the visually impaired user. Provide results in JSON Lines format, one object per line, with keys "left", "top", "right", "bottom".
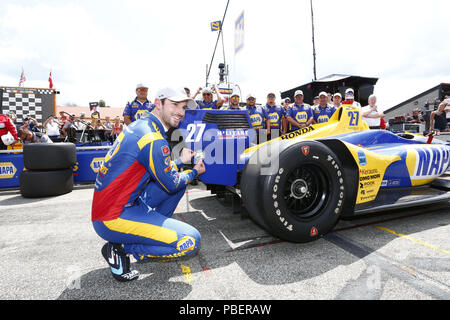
{"left": 206, "top": 0, "right": 231, "bottom": 86}
{"left": 310, "top": 0, "right": 317, "bottom": 81}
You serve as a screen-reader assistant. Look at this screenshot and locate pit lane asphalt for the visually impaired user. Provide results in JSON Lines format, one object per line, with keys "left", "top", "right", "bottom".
{"left": 0, "top": 181, "right": 449, "bottom": 300}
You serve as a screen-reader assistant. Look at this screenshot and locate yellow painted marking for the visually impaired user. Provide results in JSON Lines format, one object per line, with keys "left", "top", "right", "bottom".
{"left": 376, "top": 226, "right": 450, "bottom": 256}
{"left": 180, "top": 264, "right": 193, "bottom": 283}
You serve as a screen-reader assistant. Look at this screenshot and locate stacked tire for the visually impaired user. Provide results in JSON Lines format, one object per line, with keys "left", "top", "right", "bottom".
{"left": 19, "top": 143, "right": 76, "bottom": 198}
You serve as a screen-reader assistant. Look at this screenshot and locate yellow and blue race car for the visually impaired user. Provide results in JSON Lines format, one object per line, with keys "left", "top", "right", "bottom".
{"left": 178, "top": 102, "right": 450, "bottom": 243}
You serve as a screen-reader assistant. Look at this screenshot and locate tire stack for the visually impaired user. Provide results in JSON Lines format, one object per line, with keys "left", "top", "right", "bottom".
{"left": 19, "top": 143, "right": 77, "bottom": 198}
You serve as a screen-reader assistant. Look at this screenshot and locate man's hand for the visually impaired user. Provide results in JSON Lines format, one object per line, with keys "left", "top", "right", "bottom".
{"left": 180, "top": 148, "right": 195, "bottom": 164}
{"left": 194, "top": 160, "right": 206, "bottom": 175}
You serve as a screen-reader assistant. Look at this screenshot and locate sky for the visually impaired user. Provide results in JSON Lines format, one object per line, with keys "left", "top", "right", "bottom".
{"left": 0, "top": 0, "right": 449, "bottom": 111}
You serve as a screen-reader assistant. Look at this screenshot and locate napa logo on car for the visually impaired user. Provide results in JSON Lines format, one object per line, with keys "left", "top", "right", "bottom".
{"left": 0, "top": 162, "right": 17, "bottom": 179}
{"left": 90, "top": 157, "right": 105, "bottom": 173}
{"left": 408, "top": 146, "right": 450, "bottom": 180}
{"left": 357, "top": 150, "right": 367, "bottom": 166}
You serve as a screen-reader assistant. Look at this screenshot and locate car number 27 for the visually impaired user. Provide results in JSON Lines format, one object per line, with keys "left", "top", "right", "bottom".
{"left": 349, "top": 111, "right": 359, "bottom": 126}
{"left": 185, "top": 123, "right": 206, "bottom": 142}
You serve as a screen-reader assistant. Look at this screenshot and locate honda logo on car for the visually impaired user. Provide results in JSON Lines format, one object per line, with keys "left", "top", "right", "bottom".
{"left": 0, "top": 162, "right": 16, "bottom": 179}
{"left": 412, "top": 147, "right": 450, "bottom": 179}
{"left": 90, "top": 157, "right": 105, "bottom": 173}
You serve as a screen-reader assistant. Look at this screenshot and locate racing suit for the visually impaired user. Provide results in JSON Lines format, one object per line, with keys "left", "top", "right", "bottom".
{"left": 286, "top": 103, "right": 313, "bottom": 132}
{"left": 91, "top": 113, "right": 200, "bottom": 261}
{"left": 123, "top": 98, "right": 155, "bottom": 122}
{"left": 195, "top": 100, "right": 219, "bottom": 110}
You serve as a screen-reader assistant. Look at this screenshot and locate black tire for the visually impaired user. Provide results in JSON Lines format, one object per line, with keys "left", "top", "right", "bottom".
{"left": 19, "top": 169, "right": 74, "bottom": 198}
{"left": 245, "top": 140, "right": 345, "bottom": 243}
{"left": 23, "top": 143, "right": 76, "bottom": 170}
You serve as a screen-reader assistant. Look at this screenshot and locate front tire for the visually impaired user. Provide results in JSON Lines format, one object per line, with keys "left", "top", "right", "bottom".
{"left": 258, "top": 140, "right": 345, "bottom": 242}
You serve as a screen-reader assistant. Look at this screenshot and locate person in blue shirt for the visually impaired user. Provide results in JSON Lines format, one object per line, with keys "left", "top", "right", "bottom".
{"left": 286, "top": 90, "right": 314, "bottom": 132}
{"left": 265, "top": 92, "right": 286, "bottom": 138}
{"left": 245, "top": 93, "right": 267, "bottom": 130}
{"left": 313, "top": 91, "right": 337, "bottom": 124}
{"left": 123, "top": 83, "right": 155, "bottom": 125}
{"left": 192, "top": 87, "right": 225, "bottom": 110}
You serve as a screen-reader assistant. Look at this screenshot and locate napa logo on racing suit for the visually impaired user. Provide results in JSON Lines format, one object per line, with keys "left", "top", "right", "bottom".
{"left": 176, "top": 236, "right": 196, "bottom": 254}
{"left": 409, "top": 146, "right": 450, "bottom": 180}
{"left": 0, "top": 162, "right": 16, "bottom": 179}
{"left": 90, "top": 157, "right": 105, "bottom": 173}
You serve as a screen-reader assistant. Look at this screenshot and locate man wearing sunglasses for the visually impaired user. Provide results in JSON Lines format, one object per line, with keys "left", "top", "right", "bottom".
{"left": 220, "top": 92, "right": 244, "bottom": 110}
{"left": 192, "top": 87, "right": 225, "bottom": 110}
{"left": 123, "top": 83, "right": 155, "bottom": 125}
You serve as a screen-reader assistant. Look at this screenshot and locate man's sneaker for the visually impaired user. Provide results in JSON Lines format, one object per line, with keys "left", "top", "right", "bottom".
{"left": 101, "top": 242, "right": 139, "bottom": 282}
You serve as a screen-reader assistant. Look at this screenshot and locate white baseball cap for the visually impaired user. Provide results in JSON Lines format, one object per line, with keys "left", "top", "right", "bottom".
{"left": 156, "top": 87, "right": 197, "bottom": 109}
{"left": 202, "top": 87, "right": 213, "bottom": 94}
{"left": 136, "top": 83, "right": 148, "bottom": 90}
{"left": 294, "top": 90, "right": 304, "bottom": 97}
{"left": 333, "top": 93, "right": 342, "bottom": 98}
{"left": 246, "top": 93, "right": 256, "bottom": 100}
{"left": 318, "top": 91, "right": 327, "bottom": 97}
{"left": 1, "top": 132, "right": 15, "bottom": 146}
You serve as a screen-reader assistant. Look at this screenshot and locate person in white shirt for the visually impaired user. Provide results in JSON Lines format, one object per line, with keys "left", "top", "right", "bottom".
{"left": 43, "top": 116, "right": 61, "bottom": 141}
{"left": 361, "top": 94, "right": 384, "bottom": 129}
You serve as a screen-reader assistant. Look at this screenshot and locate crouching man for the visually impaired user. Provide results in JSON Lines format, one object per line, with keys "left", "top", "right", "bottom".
{"left": 91, "top": 87, "right": 205, "bottom": 282}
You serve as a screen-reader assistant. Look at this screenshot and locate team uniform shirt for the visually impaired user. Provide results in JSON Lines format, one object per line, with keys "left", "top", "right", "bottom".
{"left": 286, "top": 103, "right": 313, "bottom": 131}
{"left": 246, "top": 105, "right": 267, "bottom": 130}
{"left": 313, "top": 104, "right": 336, "bottom": 124}
{"left": 123, "top": 98, "right": 155, "bottom": 122}
{"left": 91, "top": 113, "right": 197, "bottom": 222}
{"left": 196, "top": 100, "right": 219, "bottom": 110}
{"left": 265, "top": 104, "right": 286, "bottom": 129}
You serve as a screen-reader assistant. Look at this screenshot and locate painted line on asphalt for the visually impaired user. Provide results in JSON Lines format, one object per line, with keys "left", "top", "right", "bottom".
{"left": 375, "top": 226, "right": 450, "bottom": 256}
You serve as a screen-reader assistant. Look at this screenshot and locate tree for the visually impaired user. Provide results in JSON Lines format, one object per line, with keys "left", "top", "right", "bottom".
{"left": 99, "top": 99, "right": 106, "bottom": 108}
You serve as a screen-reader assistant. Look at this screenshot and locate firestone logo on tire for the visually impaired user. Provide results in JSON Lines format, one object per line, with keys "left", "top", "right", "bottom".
{"left": 301, "top": 146, "right": 310, "bottom": 156}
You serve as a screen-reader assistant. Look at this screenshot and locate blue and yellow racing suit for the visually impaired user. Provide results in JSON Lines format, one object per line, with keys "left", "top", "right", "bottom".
{"left": 123, "top": 98, "right": 155, "bottom": 122}
{"left": 91, "top": 113, "right": 200, "bottom": 260}
{"left": 265, "top": 104, "right": 286, "bottom": 130}
{"left": 195, "top": 100, "right": 219, "bottom": 110}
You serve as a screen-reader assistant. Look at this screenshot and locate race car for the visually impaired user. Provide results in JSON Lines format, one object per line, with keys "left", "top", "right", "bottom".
{"left": 177, "top": 102, "right": 450, "bottom": 243}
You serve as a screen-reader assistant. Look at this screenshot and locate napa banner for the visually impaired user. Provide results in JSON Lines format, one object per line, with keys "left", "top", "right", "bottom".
{"left": 234, "top": 11, "right": 244, "bottom": 54}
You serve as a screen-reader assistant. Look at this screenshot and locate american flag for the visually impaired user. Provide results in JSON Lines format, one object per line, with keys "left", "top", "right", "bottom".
{"left": 18, "top": 68, "right": 26, "bottom": 87}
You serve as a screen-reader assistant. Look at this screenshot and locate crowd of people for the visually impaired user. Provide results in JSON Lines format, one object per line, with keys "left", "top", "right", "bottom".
{"left": 0, "top": 109, "right": 125, "bottom": 148}
{"left": 1, "top": 83, "right": 449, "bottom": 150}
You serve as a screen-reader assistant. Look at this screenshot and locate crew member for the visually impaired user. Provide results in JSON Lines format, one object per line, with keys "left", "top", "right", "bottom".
{"left": 123, "top": 83, "right": 155, "bottom": 125}
{"left": 192, "top": 87, "right": 225, "bottom": 110}
{"left": 265, "top": 92, "right": 286, "bottom": 137}
{"left": 333, "top": 93, "right": 342, "bottom": 109}
{"left": 220, "top": 92, "right": 243, "bottom": 110}
{"left": 313, "top": 91, "right": 336, "bottom": 124}
{"left": 407, "top": 109, "right": 425, "bottom": 124}
{"left": 0, "top": 113, "right": 19, "bottom": 150}
{"left": 285, "top": 90, "right": 313, "bottom": 132}
{"left": 430, "top": 101, "right": 450, "bottom": 132}
{"left": 92, "top": 87, "right": 205, "bottom": 282}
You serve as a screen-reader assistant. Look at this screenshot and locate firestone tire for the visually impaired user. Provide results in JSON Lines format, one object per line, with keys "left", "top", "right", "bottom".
{"left": 258, "top": 140, "right": 345, "bottom": 243}
{"left": 23, "top": 143, "right": 76, "bottom": 170}
{"left": 19, "top": 169, "right": 74, "bottom": 198}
